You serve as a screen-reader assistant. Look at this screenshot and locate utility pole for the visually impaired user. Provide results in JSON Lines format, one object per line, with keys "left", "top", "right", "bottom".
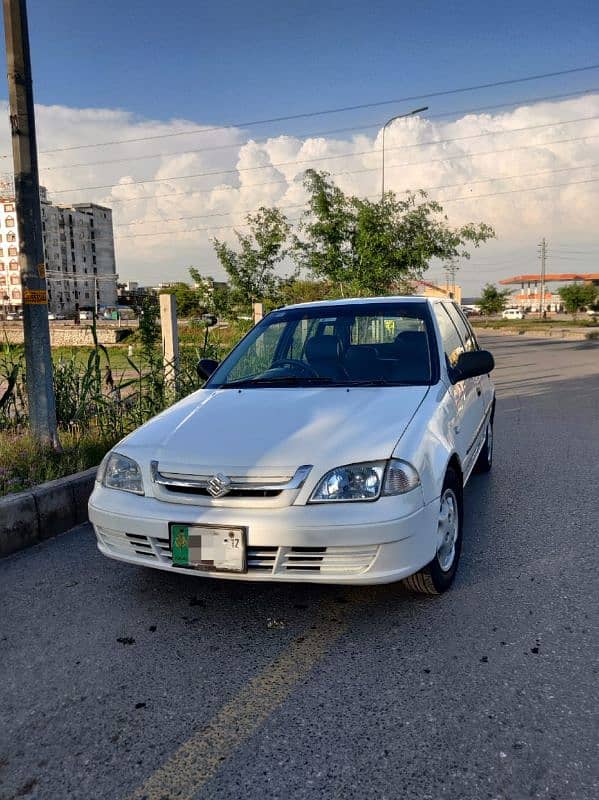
{"left": 3, "top": 0, "right": 58, "bottom": 444}
{"left": 538, "top": 237, "right": 547, "bottom": 319}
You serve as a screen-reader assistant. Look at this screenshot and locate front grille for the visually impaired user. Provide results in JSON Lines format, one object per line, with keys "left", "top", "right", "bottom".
{"left": 96, "top": 528, "right": 377, "bottom": 577}
{"left": 163, "top": 485, "right": 282, "bottom": 499}
{"left": 150, "top": 463, "right": 312, "bottom": 507}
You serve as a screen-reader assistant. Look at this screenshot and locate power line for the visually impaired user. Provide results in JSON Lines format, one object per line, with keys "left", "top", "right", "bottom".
{"left": 115, "top": 162, "right": 599, "bottom": 227}
{"left": 22, "top": 62, "right": 599, "bottom": 155}
{"left": 87, "top": 123, "right": 599, "bottom": 208}
{"left": 30, "top": 163, "right": 599, "bottom": 245}
{"left": 47, "top": 127, "right": 599, "bottom": 196}
{"left": 442, "top": 176, "right": 599, "bottom": 203}
{"left": 34, "top": 88, "right": 599, "bottom": 172}
{"left": 109, "top": 176, "right": 599, "bottom": 241}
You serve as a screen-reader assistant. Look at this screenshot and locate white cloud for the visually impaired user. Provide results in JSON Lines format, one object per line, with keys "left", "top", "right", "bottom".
{"left": 0, "top": 94, "right": 597, "bottom": 294}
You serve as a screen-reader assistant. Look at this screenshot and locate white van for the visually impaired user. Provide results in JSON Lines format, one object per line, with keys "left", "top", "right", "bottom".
{"left": 502, "top": 308, "right": 525, "bottom": 320}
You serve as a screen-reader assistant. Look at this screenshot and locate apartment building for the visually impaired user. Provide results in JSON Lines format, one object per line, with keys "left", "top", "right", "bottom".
{"left": 0, "top": 186, "right": 117, "bottom": 317}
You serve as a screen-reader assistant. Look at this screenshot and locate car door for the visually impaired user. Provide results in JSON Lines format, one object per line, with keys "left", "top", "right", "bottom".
{"left": 451, "top": 303, "right": 495, "bottom": 418}
{"left": 432, "top": 302, "right": 485, "bottom": 477}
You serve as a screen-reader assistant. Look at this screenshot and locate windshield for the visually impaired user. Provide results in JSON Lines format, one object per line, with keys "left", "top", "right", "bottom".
{"left": 207, "top": 302, "right": 435, "bottom": 388}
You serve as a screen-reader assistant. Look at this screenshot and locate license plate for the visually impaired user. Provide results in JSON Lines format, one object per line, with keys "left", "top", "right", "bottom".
{"left": 170, "top": 524, "right": 246, "bottom": 573}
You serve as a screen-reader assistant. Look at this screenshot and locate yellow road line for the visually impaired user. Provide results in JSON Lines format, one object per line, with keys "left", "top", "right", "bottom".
{"left": 127, "top": 592, "right": 365, "bottom": 800}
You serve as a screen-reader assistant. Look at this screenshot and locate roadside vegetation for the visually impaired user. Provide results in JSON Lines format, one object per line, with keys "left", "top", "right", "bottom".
{"left": 0, "top": 306, "right": 253, "bottom": 497}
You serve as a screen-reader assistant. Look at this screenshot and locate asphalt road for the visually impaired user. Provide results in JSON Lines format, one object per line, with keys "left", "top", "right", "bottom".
{"left": 1, "top": 335, "right": 598, "bottom": 800}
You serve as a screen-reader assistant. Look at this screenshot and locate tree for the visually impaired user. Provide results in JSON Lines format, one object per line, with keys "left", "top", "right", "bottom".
{"left": 477, "top": 283, "right": 512, "bottom": 315}
{"left": 278, "top": 278, "right": 340, "bottom": 306}
{"left": 160, "top": 282, "right": 200, "bottom": 317}
{"left": 188, "top": 267, "right": 237, "bottom": 318}
{"left": 558, "top": 283, "right": 598, "bottom": 315}
{"left": 212, "top": 207, "right": 291, "bottom": 307}
{"left": 292, "top": 170, "right": 495, "bottom": 296}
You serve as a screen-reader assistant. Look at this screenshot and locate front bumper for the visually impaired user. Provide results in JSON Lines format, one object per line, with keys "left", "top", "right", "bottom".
{"left": 88, "top": 485, "right": 439, "bottom": 585}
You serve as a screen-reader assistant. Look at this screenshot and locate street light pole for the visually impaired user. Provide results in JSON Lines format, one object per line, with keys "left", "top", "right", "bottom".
{"left": 381, "top": 106, "right": 428, "bottom": 201}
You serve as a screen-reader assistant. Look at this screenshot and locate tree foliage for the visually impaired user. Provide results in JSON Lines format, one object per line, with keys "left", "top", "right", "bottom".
{"left": 212, "top": 207, "right": 291, "bottom": 307}
{"left": 292, "top": 170, "right": 495, "bottom": 296}
{"left": 558, "top": 283, "right": 598, "bottom": 314}
{"left": 208, "top": 169, "right": 495, "bottom": 308}
{"left": 477, "top": 283, "right": 512, "bottom": 315}
{"left": 159, "top": 282, "right": 201, "bottom": 317}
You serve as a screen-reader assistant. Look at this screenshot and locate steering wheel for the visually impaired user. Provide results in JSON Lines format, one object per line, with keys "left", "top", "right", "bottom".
{"left": 270, "top": 358, "right": 319, "bottom": 377}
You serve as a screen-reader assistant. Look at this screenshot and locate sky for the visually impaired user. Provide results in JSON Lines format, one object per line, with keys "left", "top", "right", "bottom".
{"left": 1, "top": 0, "right": 598, "bottom": 295}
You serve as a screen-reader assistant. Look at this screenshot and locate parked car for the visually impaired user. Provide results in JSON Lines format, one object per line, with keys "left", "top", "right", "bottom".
{"left": 5, "top": 312, "right": 21, "bottom": 321}
{"left": 47, "top": 312, "right": 56, "bottom": 320}
{"left": 502, "top": 308, "right": 525, "bottom": 320}
{"left": 586, "top": 307, "right": 599, "bottom": 318}
{"left": 79, "top": 310, "right": 93, "bottom": 321}
{"left": 89, "top": 297, "right": 495, "bottom": 595}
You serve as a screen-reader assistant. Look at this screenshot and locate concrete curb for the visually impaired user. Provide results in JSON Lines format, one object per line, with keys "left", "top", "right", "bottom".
{"left": 0, "top": 467, "right": 97, "bottom": 558}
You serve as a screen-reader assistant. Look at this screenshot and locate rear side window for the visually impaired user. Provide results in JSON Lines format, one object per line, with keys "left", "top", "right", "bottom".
{"left": 432, "top": 303, "right": 464, "bottom": 369}
{"left": 443, "top": 302, "right": 478, "bottom": 352}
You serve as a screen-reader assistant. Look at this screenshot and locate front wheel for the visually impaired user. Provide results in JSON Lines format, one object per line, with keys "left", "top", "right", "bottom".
{"left": 402, "top": 467, "right": 463, "bottom": 596}
{"left": 474, "top": 417, "right": 493, "bottom": 474}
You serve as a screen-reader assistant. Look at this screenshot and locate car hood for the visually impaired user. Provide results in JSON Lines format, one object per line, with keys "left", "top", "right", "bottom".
{"left": 120, "top": 385, "right": 429, "bottom": 475}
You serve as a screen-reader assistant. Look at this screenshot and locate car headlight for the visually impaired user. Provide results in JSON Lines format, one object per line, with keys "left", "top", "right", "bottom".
{"left": 99, "top": 452, "right": 144, "bottom": 495}
{"left": 309, "top": 459, "right": 420, "bottom": 503}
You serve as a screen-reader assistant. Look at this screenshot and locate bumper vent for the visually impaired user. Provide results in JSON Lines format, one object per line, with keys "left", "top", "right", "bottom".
{"left": 95, "top": 528, "right": 377, "bottom": 577}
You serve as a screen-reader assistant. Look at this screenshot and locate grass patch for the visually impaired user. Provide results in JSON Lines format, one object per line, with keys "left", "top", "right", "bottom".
{"left": 0, "top": 428, "right": 119, "bottom": 497}
{"left": 473, "top": 318, "right": 599, "bottom": 330}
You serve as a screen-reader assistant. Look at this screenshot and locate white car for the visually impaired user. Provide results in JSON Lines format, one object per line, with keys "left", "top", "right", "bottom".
{"left": 89, "top": 297, "right": 495, "bottom": 594}
{"left": 502, "top": 308, "right": 525, "bottom": 320}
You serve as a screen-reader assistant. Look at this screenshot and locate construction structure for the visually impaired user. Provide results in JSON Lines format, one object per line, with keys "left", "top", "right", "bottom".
{"left": 0, "top": 183, "right": 117, "bottom": 317}
{"left": 499, "top": 273, "right": 599, "bottom": 312}
{"left": 411, "top": 279, "right": 462, "bottom": 304}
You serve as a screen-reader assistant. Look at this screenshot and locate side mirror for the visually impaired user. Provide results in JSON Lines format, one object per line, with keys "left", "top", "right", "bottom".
{"left": 197, "top": 358, "right": 219, "bottom": 381}
{"left": 452, "top": 350, "right": 494, "bottom": 382}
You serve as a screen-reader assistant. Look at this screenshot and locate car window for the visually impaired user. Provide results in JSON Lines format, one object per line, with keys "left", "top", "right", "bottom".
{"left": 351, "top": 315, "right": 425, "bottom": 344}
{"left": 225, "top": 321, "right": 287, "bottom": 381}
{"left": 432, "top": 303, "right": 464, "bottom": 369}
{"left": 443, "top": 302, "right": 478, "bottom": 351}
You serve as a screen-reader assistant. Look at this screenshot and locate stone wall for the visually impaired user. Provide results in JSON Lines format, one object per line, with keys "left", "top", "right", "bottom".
{"left": 0, "top": 323, "right": 132, "bottom": 346}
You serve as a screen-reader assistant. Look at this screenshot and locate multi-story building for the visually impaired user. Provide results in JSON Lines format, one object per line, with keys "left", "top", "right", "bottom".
{"left": 0, "top": 185, "right": 117, "bottom": 317}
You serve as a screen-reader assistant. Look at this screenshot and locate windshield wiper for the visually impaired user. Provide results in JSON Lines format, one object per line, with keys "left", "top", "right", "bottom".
{"left": 341, "top": 379, "right": 418, "bottom": 386}
{"left": 220, "top": 376, "right": 335, "bottom": 388}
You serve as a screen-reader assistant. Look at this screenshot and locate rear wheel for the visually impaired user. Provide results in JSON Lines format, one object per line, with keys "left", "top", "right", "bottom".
{"left": 402, "top": 467, "right": 463, "bottom": 596}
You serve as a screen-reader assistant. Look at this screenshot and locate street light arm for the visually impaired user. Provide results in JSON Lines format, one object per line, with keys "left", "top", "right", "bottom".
{"left": 381, "top": 106, "right": 428, "bottom": 201}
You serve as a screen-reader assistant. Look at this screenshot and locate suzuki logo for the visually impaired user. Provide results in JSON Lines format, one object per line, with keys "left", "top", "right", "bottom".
{"left": 207, "top": 472, "right": 232, "bottom": 498}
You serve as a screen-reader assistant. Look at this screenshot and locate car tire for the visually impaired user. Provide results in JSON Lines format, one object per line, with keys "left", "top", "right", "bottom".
{"left": 402, "top": 467, "right": 463, "bottom": 596}
{"left": 473, "top": 417, "right": 494, "bottom": 474}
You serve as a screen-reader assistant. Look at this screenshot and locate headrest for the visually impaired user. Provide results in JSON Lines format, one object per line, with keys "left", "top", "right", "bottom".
{"left": 305, "top": 334, "right": 342, "bottom": 362}
{"left": 345, "top": 345, "right": 378, "bottom": 364}
{"left": 394, "top": 330, "right": 428, "bottom": 351}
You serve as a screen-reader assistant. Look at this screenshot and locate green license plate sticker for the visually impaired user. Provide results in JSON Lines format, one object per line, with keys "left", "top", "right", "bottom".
{"left": 171, "top": 524, "right": 189, "bottom": 566}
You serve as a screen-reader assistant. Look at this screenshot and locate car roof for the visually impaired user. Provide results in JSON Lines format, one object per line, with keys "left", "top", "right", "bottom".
{"left": 281, "top": 295, "right": 446, "bottom": 311}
